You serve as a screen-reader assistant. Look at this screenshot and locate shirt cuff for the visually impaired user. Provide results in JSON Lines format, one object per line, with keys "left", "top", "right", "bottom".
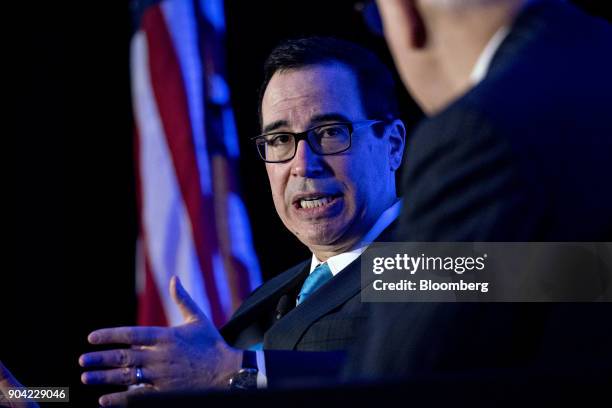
{"left": 255, "top": 350, "right": 268, "bottom": 388}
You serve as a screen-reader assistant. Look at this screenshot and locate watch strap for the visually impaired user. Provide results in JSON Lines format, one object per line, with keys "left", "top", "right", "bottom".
{"left": 242, "top": 350, "right": 258, "bottom": 370}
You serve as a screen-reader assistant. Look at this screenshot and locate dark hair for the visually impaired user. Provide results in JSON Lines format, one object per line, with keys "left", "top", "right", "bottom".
{"left": 258, "top": 36, "right": 399, "bottom": 128}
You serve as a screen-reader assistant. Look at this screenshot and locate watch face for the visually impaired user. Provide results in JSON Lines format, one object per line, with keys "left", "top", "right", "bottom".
{"left": 229, "top": 368, "right": 258, "bottom": 390}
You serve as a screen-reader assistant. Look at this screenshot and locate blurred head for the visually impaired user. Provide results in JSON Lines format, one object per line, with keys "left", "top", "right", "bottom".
{"left": 258, "top": 37, "right": 406, "bottom": 260}
{"left": 375, "top": 0, "right": 524, "bottom": 113}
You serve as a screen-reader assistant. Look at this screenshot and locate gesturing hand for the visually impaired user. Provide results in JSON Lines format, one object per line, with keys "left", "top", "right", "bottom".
{"left": 79, "top": 276, "right": 242, "bottom": 407}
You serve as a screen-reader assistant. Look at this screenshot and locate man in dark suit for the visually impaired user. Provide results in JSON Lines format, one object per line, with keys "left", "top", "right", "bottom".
{"left": 78, "top": 37, "right": 407, "bottom": 406}
{"left": 348, "top": 0, "right": 612, "bottom": 378}
{"left": 220, "top": 37, "right": 405, "bottom": 356}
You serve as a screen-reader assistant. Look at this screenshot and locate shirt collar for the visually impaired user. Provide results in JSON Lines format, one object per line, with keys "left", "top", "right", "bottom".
{"left": 469, "top": 25, "right": 511, "bottom": 85}
{"left": 310, "top": 200, "right": 402, "bottom": 276}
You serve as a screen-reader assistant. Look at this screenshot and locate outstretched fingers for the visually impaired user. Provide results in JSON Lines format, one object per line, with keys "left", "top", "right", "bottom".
{"left": 97, "top": 384, "right": 155, "bottom": 407}
{"left": 79, "top": 348, "right": 146, "bottom": 369}
{"left": 88, "top": 326, "right": 167, "bottom": 346}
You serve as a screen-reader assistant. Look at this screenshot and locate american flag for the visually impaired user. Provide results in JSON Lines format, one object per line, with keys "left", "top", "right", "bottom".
{"left": 131, "top": 0, "right": 261, "bottom": 327}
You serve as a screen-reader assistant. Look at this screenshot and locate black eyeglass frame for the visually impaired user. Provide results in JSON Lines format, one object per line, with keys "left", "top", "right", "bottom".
{"left": 251, "top": 120, "right": 386, "bottom": 163}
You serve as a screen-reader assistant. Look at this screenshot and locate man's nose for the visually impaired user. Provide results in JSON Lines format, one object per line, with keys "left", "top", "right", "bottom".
{"left": 291, "top": 140, "right": 324, "bottom": 177}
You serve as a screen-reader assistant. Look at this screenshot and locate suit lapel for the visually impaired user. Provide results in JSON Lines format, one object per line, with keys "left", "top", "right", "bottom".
{"left": 263, "top": 220, "right": 399, "bottom": 349}
{"left": 224, "top": 220, "right": 399, "bottom": 348}
{"left": 221, "top": 260, "right": 309, "bottom": 338}
{"left": 487, "top": 0, "right": 552, "bottom": 79}
{"left": 263, "top": 256, "right": 362, "bottom": 349}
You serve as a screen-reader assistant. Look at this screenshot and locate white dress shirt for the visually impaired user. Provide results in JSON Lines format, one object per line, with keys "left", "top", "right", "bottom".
{"left": 469, "top": 26, "right": 511, "bottom": 85}
{"left": 309, "top": 199, "right": 402, "bottom": 275}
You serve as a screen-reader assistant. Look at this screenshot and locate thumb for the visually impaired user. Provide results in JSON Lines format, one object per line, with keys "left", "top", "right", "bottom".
{"left": 170, "top": 276, "right": 205, "bottom": 323}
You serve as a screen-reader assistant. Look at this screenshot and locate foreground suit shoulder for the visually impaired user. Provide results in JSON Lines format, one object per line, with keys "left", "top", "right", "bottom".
{"left": 352, "top": 1, "right": 612, "bottom": 380}
{"left": 396, "top": 0, "right": 612, "bottom": 242}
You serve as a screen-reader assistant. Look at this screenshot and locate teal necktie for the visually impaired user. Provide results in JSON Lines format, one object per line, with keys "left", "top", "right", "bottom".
{"left": 298, "top": 263, "right": 333, "bottom": 305}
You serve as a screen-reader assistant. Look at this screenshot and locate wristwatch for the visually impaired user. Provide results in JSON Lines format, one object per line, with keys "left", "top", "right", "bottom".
{"left": 228, "top": 350, "right": 258, "bottom": 390}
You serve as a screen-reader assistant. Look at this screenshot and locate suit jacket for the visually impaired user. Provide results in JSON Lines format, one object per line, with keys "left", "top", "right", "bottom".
{"left": 349, "top": 1, "right": 612, "bottom": 379}
{"left": 220, "top": 223, "right": 396, "bottom": 385}
{"left": 396, "top": 0, "right": 612, "bottom": 242}
{"left": 221, "top": 259, "right": 368, "bottom": 352}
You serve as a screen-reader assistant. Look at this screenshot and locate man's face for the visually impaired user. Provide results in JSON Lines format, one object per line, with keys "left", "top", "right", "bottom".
{"left": 260, "top": 63, "right": 396, "bottom": 257}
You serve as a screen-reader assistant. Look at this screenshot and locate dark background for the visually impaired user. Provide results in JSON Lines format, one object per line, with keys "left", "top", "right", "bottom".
{"left": 7, "top": 1, "right": 611, "bottom": 406}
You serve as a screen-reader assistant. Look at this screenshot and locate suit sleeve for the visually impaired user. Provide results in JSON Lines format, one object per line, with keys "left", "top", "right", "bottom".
{"left": 396, "top": 105, "right": 545, "bottom": 241}
{"left": 262, "top": 350, "right": 346, "bottom": 388}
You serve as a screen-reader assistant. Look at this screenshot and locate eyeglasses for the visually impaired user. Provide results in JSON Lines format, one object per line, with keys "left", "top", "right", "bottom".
{"left": 251, "top": 120, "right": 385, "bottom": 163}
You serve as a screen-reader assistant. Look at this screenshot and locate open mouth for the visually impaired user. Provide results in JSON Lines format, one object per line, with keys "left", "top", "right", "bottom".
{"left": 293, "top": 194, "right": 342, "bottom": 210}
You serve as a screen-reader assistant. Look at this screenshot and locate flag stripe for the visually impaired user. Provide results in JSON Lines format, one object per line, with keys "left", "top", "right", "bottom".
{"left": 132, "top": 29, "right": 213, "bottom": 325}
{"left": 160, "top": 0, "right": 212, "bottom": 195}
{"left": 132, "top": 125, "right": 168, "bottom": 326}
{"left": 139, "top": 247, "right": 169, "bottom": 326}
{"left": 132, "top": 0, "right": 261, "bottom": 327}
{"left": 141, "top": 5, "right": 225, "bottom": 325}
{"left": 160, "top": 0, "right": 235, "bottom": 319}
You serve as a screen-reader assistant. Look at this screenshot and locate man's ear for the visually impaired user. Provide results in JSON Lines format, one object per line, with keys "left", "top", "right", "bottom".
{"left": 386, "top": 119, "right": 407, "bottom": 171}
{"left": 377, "top": 0, "right": 427, "bottom": 49}
{"left": 406, "top": 0, "right": 426, "bottom": 48}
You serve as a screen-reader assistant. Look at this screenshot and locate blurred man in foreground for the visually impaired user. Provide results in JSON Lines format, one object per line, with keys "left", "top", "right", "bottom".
{"left": 348, "top": 0, "right": 612, "bottom": 378}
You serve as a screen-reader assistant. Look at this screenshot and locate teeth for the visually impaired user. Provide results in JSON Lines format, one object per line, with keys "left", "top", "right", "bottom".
{"left": 300, "top": 196, "right": 332, "bottom": 209}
